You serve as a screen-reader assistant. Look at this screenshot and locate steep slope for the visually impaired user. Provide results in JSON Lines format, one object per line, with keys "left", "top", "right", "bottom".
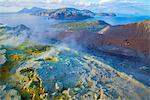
{"left": 55, "top": 20, "right": 150, "bottom": 63}
{"left": 97, "top": 20, "right": 150, "bottom": 58}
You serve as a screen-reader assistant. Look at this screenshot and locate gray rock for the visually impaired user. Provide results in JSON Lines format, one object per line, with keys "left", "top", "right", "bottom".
{"left": 55, "top": 82, "right": 63, "bottom": 91}
{"left": 0, "top": 49, "right": 7, "bottom": 65}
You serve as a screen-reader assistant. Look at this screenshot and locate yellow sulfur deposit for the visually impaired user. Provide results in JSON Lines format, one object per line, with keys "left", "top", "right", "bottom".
{"left": 10, "top": 54, "right": 22, "bottom": 61}
{"left": 11, "top": 67, "right": 48, "bottom": 100}
{"left": 45, "top": 56, "right": 59, "bottom": 62}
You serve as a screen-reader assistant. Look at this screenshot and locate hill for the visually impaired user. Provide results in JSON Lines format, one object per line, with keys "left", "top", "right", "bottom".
{"left": 52, "top": 20, "right": 110, "bottom": 32}
{"left": 18, "top": 7, "right": 46, "bottom": 13}
{"left": 34, "top": 8, "right": 95, "bottom": 20}
{"left": 54, "top": 20, "right": 150, "bottom": 63}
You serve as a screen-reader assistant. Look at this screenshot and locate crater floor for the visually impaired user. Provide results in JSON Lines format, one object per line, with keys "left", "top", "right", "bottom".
{"left": 0, "top": 42, "right": 149, "bottom": 100}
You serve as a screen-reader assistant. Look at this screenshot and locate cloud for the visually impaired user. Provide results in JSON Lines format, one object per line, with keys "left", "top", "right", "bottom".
{"left": 0, "top": 0, "right": 146, "bottom": 8}
{"left": 99, "top": 0, "right": 115, "bottom": 4}
{"left": 0, "top": 0, "right": 149, "bottom": 15}
{"left": 99, "top": 0, "right": 138, "bottom": 5}
{"left": 0, "top": 0, "right": 77, "bottom": 8}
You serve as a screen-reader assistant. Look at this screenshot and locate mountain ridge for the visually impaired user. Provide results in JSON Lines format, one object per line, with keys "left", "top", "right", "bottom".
{"left": 18, "top": 7, "right": 46, "bottom": 13}
{"left": 34, "top": 7, "right": 95, "bottom": 20}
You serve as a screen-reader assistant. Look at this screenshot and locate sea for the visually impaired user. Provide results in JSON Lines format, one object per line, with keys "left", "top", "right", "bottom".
{"left": 0, "top": 13, "right": 150, "bottom": 33}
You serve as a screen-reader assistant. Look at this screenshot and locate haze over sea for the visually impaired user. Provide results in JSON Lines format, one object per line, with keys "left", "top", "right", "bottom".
{"left": 0, "top": 13, "right": 150, "bottom": 33}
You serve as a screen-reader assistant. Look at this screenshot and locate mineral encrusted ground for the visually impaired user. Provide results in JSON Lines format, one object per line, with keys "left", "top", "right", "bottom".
{"left": 0, "top": 23, "right": 150, "bottom": 100}
{"left": 0, "top": 42, "right": 149, "bottom": 100}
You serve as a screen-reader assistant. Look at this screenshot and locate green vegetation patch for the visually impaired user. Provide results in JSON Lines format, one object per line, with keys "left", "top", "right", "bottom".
{"left": 52, "top": 20, "right": 109, "bottom": 32}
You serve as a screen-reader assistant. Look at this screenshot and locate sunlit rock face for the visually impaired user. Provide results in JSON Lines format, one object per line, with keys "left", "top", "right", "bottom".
{"left": 97, "top": 20, "right": 150, "bottom": 62}
{"left": 98, "top": 20, "right": 150, "bottom": 52}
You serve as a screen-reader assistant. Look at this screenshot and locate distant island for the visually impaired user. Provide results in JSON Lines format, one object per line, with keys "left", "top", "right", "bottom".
{"left": 18, "top": 7, "right": 46, "bottom": 13}
{"left": 18, "top": 7, "right": 117, "bottom": 20}
{"left": 96, "top": 12, "right": 116, "bottom": 16}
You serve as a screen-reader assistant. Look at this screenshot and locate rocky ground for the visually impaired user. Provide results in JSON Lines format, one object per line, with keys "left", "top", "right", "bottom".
{"left": 0, "top": 23, "right": 150, "bottom": 100}
{"left": 0, "top": 41, "right": 149, "bottom": 100}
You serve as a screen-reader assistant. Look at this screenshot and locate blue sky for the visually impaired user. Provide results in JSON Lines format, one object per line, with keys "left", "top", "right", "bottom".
{"left": 0, "top": 0, "right": 150, "bottom": 15}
